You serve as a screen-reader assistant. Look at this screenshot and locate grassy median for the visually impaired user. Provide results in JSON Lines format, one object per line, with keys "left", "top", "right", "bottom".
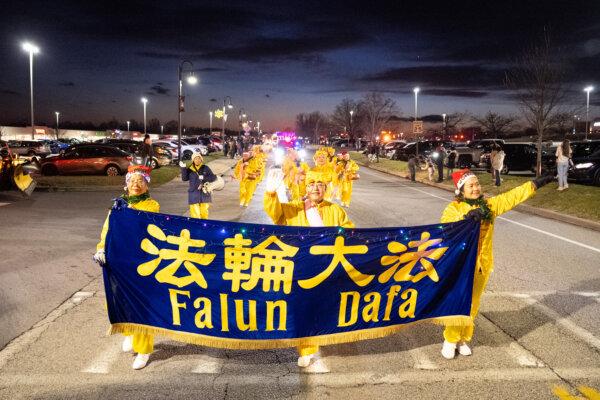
{"left": 351, "top": 151, "right": 600, "bottom": 222}
{"left": 35, "top": 154, "right": 224, "bottom": 190}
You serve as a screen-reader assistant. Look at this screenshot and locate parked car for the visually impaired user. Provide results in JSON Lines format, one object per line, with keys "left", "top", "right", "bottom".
{"left": 100, "top": 139, "right": 172, "bottom": 168}
{"left": 41, "top": 140, "right": 69, "bottom": 155}
{"left": 568, "top": 140, "right": 600, "bottom": 186}
{"left": 155, "top": 140, "right": 207, "bottom": 159}
{"left": 394, "top": 140, "right": 453, "bottom": 161}
{"left": 7, "top": 140, "right": 51, "bottom": 157}
{"left": 482, "top": 143, "right": 537, "bottom": 174}
{"left": 383, "top": 140, "right": 407, "bottom": 159}
{"left": 454, "top": 139, "right": 504, "bottom": 168}
{"left": 40, "top": 144, "right": 132, "bottom": 176}
{"left": 185, "top": 136, "right": 218, "bottom": 153}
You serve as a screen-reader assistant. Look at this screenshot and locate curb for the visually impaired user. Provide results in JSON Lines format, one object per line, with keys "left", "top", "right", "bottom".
{"left": 356, "top": 160, "right": 600, "bottom": 233}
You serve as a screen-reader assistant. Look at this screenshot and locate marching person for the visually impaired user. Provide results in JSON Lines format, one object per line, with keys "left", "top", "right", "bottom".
{"left": 180, "top": 152, "right": 219, "bottom": 219}
{"left": 93, "top": 165, "right": 160, "bottom": 370}
{"left": 335, "top": 151, "right": 360, "bottom": 207}
{"left": 282, "top": 148, "right": 309, "bottom": 201}
{"left": 310, "top": 149, "right": 335, "bottom": 201}
{"left": 264, "top": 169, "right": 354, "bottom": 373}
{"left": 439, "top": 169, "right": 554, "bottom": 360}
{"left": 555, "top": 139, "right": 572, "bottom": 191}
{"left": 234, "top": 151, "right": 261, "bottom": 207}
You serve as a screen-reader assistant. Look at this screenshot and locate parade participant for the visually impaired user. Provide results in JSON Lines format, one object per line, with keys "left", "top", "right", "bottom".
{"left": 264, "top": 169, "right": 354, "bottom": 373}
{"left": 252, "top": 145, "right": 267, "bottom": 181}
{"left": 179, "top": 152, "right": 220, "bottom": 219}
{"left": 310, "top": 149, "right": 335, "bottom": 201}
{"left": 439, "top": 169, "right": 554, "bottom": 359}
{"left": 282, "top": 148, "right": 309, "bottom": 201}
{"left": 93, "top": 165, "right": 159, "bottom": 370}
{"left": 234, "top": 151, "right": 261, "bottom": 207}
{"left": 335, "top": 151, "right": 360, "bottom": 207}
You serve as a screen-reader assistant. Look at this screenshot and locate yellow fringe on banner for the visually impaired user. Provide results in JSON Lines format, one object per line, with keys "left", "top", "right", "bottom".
{"left": 108, "top": 315, "right": 472, "bottom": 350}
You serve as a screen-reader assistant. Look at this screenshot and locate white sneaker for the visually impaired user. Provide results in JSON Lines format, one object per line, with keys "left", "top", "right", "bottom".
{"left": 458, "top": 342, "right": 472, "bottom": 356}
{"left": 304, "top": 357, "right": 330, "bottom": 374}
{"left": 122, "top": 336, "right": 133, "bottom": 353}
{"left": 441, "top": 340, "right": 457, "bottom": 359}
{"left": 297, "top": 354, "right": 314, "bottom": 368}
{"left": 557, "top": 187, "right": 564, "bottom": 191}
{"left": 132, "top": 353, "right": 150, "bottom": 370}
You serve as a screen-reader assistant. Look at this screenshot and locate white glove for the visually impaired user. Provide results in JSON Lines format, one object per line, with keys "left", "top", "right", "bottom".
{"left": 265, "top": 168, "right": 284, "bottom": 193}
{"left": 93, "top": 249, "right": 106, "bottom": 267}
{"left": 202, "top": 182, "right": 213, "bottom": 194}
{"left": 179, "top": 161, "right": 186, "bottom": 168}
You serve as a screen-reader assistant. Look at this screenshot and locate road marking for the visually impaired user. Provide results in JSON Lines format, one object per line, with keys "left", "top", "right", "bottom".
{"left": 0, "top": 202, "right": 10, "bottom": 207}
{"left": 81, "top": 342, "right": 122, "bottom": 374}
{"left": 364, "top": 167, "right": 600, "bottom": 254}
{"left": 72, "top": 291, "right": 94, "bottom": 304}
{"left": 191, "top": 354, "right": 223, "bottom": 374}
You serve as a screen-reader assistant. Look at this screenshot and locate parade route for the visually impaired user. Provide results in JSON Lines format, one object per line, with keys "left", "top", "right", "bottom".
{"left": 1, "top": 157, "right": 599, "bottom": 399}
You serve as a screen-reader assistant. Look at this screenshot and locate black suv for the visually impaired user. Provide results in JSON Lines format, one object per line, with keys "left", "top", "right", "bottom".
{"left": 394, "top": 140, "right": 453, "bottom": 161}
{"left": 568, "top": 140, "right": 600, "bottom": 186}
{"left": 482, "top": 143, "right": 537, "bottom": 174}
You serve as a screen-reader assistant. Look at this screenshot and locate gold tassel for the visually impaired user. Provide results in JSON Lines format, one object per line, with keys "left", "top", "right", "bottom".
{"left": 108, "top": 315, "right": 471, "bottom": 350}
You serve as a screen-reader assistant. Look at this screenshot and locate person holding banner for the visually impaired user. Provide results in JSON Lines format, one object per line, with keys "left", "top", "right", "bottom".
{"left": 439, "top": 169, "right": 554, "bottom": 360}
{"left": 93, "top": 165, "right": 160, "bottom": 370}
{"left": 179, "top": 152, "right": 222, "bottom": 219}
{"left": 264, "top": 168, "right": 354, "bottom": 373}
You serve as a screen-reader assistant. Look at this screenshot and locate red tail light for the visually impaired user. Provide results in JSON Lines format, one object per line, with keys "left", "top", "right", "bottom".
{"left": 127, "top": 156, "right": 133, "bottom": 161}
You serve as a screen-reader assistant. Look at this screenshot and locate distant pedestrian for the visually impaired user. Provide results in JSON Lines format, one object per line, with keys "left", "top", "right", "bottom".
{"left": 229, "top": 139, "right": 237, "bottom": 159}
{"left": 490, "top": 144, "right": 505, "bottom": 186}
{"left": 223, "top": 139, "right": 230, "bottom": 157}
{"left": 426, "top": 156, "right": 435, "bottom": 181}
{"left": 555, "top": 139, "right": 572, "bottom": 191}
{"left": 435, "top": 145, "right": 445, "bottom": 182}
{"left": 407, "top": 155, "right": 417, "bottom": 181}
{"left": 446, "top": 146, "right": 457, "bottom": 179}
{"left": 140, "top": 134, "right": 154, "bottom": 168}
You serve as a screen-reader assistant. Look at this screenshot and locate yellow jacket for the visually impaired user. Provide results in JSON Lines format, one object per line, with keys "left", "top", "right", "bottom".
{"left": 97, "top": 198, "right": 160, "bottom": 251}
{"left": 234, "top": 157, "right": 262, "bottom": 181}
{"left": 263, "top": 191, "right": 354, "bottom": 228}
{"left": 336, "top": 159, "right": 360, "bottom": 182}
{"left": 440, "top": 181, "right": 536, "bottom": 274}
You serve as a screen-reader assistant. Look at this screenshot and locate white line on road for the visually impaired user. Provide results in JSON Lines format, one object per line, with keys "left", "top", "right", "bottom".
{"left": 191, "top": 354, "right": 224, "bottom": 374}
{"left": 81, "top": 342, "right": 122, "bottom": 374}
{"left": 364, "top": 168, "right": 600, "bottom": 254}
{"left": 0, "top": 202, "right": 10, "bottom": 207}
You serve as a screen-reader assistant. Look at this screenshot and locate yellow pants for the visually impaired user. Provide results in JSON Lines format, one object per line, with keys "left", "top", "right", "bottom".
{"left": 298, "top": 345, "right": 319, "bottom": 357}
{"left": 239, "top": 179, "right": 258, "bottom": 206}
{"left": 341, "top": 180, "right": 353, "bottom": 206}
{"left": 190, "top": 203, "right": 210, "bottom": 219}
{"left": 123, "top": 332, "right": 154, "bottom": 354}
{"left": 443, "top": 269, "right": 491, "bottom": 343}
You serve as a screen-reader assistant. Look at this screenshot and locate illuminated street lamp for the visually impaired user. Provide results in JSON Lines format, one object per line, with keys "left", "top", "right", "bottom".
{"left": 22, "top": 41, "right": 40, "bottom": 139}
{"left": 126, "top": 120, "right": 130, "bottom": 132}
{"left": 239, "top": 108, "right": 246, "bottom": 135}
{"left": 209, "top": 111, "right": 213, "bottom": 134}
{"left": 413, "top": 87, "right": 420, "bottom": 120}
{"left": 55, "top": 111, "right": 60, "bottom": 138}
{"left": 442, "top": 113, "right": 447, "bottom": 141}
{"left": 584, "top": 86, "right": 594, "bottom": 141}
{"left": 222, "top": 96, "right": 233, "bottom": 137}
{"left": 141, "top": 97, "right": 148, "bottom": 134}
{"left": 178, "top": 60, "right": 198, "bottom": 161}
{"left": 161, "top": 125, "right": 164, "bottom": 135}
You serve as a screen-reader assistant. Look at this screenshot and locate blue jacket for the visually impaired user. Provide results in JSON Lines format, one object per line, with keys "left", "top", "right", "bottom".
{"left": 181, "top": 164, "right": 217, "bottom": 204}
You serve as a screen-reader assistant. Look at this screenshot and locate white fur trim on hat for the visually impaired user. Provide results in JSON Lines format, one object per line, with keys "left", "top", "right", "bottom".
{"left": 455, "top": 171, "right": 476, "bottom": 194}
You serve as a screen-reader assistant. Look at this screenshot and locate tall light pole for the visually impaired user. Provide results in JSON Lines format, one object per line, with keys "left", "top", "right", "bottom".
{"left": 126, "top": 120, "right": 130, "bottom": 132}
{"left": 160, "top": 125, "right": 164, "bottom": 135}
{"left": 222, "top": 96, "right": 233, "bottom": 138}
{"left": 349, "top": 109, "right": 354, "bottom": 139}
{"left": 209, "top": 111, "right": 213, "bottom": 135}
{"left": 178, "top": 60, "right": 198, "bottom": 162}
{"left": 141, "top": 97, "right": 148, "bottom": 134}
{"left": 257, "top": 121, "right": 261, "bottom": 133}
{"left": 413, "top": 87, "right": 420, "bottom": 121}
{"left": 442, "top": 113, "right": 446, "bottom": 141}
{"left": 584, "top": 86, "right": 594, "bottom": 141}
{"left": 22, "top": 42, "right": 40, "bottom": 139}
{"left": 55, "top": 111, "right": 60, "bottom": 138}
{"left": 238, "top": 108, "right": 246, "bottom": 135}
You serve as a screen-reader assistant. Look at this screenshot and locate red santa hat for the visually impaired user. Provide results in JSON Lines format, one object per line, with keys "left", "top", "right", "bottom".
{"left": 125, "top": 165, "right": 152, "bottom": 185}
{"left": 452, "top": 169, "right": 476, "bottom": 195}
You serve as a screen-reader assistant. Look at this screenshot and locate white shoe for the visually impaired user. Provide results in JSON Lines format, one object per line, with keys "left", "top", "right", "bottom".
{"left": 132, "top": 353, "right": 150, "bottom": 370}
{"left": 303, "top": 354, "right": 330, "bottom": 374}
{"left": 557, "top": 187, "right": 564, "bottom": 191}
{"left": 122, "top": 336, "right": 133, "bottom": 353}
{"left": 297, "top": 354, "right": 313, "bottom": 368}
{"left": 441, "top": 340, "right": 457, "bottom": 359}
{"left": 458, "top": 342, "right": 472, "bottom": 356}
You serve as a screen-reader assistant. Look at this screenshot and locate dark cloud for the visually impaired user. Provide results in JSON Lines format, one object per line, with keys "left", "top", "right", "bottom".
{"left": 0, "top": 89, "right": 19, "bottom": 95}
{"left": 209, "top": 98, "right": 217, "bottom": 102}
{"left": 148, "top": 84, "right": 169, "bottom": 96}
{"left": 58, "top": 81, "right": 75, "bottom": 87}
{"left": 265, "top": 94, "right": 270, "bottom": 98}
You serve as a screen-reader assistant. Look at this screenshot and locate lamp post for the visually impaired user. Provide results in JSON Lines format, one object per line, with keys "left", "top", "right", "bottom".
{"left": 222, "top": 96, "right": 233, "bottom": 138}
{"left": 161, "top": 125, "right": 164, "bottom": 135}
{"left": 178, "top": 60, "right": 198, "bottom": 162}
{"left": 209, "top": 111, "right": 213, "bottom": 135}
{"left": 126, "top": 120, "right": 130, "bottom": 132}
{"left": 413, "top": 87, "right": 420, "bottom": 121}
{"left": 442, "top": 113, "right": 446, "bottom": 141}
{"left": 141, "top": 97, "right": 148, "bottom": 134}
{"left": 257, "top": 121, "right": 261, "bottom": 133}
{"left": 584, "top": 86, "right": 594, "bottom": 141}
{"left": 55, "top": 111, "right": 60, "bottom": 138}
{"left": 22, "top": 42, "right": 40, "bottom": 139}
{"left": 238, "top": 108, "right": 246, "bottom": 135}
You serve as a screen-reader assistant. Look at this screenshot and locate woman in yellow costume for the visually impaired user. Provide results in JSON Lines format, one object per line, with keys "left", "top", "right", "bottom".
{"left": 310, "top": 149, "right": 335, "bottom": 201}
{"left": 439, "top": 169, "right": 554, "bottom": 359}
{"left": 93, "top": 165, "right": 160, "bottom": 370}
{"left": 263, "top": 168, "right": 353, "bottom": 373}
{"left": 282, "top": 148, "right": 309, "bottom": 201}
{"left": 252, "top": 145, "right": 267, "bottom": 181}
{"left": 234, "top": 152, "right": 261, "bottom": 207}
{"left": 335, "top": 151, "right": 360, "bottom": 207}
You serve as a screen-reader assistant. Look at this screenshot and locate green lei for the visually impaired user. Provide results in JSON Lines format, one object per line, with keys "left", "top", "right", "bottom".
{"left": 121, "top": 192, "right": 150, "bottom": 205}
{"left": 463, "top": 196, "right": 493, "bottom": 221}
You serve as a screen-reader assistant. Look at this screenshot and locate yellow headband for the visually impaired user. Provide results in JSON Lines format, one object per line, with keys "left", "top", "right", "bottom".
{"left": 305, "top": 171, "right": 327, "bottom": 185}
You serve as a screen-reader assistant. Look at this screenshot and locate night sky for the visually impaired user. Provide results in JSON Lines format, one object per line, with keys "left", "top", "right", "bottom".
{"left": 1, "top": 0, "right": 599, "bottom": 131}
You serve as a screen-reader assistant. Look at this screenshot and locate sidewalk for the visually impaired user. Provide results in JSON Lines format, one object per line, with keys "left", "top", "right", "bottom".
{"left": 354, "top": 157, "right": 600, "bottom": 233}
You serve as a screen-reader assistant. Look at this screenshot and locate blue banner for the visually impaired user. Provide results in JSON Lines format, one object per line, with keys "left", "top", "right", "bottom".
{"left": 103, "top": 207, "right": 480, "bottom": 349}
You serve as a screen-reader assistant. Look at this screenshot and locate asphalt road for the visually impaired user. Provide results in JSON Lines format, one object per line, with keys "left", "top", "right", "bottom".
{"left": 0, "top": 155, "right": 599, "bottom": 399}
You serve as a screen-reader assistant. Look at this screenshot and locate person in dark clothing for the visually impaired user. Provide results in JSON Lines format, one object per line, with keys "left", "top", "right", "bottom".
{"left": 435, "top": 145, "right": 445, "bottom": 183}
{"left": 236, "top": 136, "right": 244, "bottom": 157}
{"left": 179, "top": 152, "right": 218, "bottom": 219}
{"left": 140, "top": 134, "right": 154, "bottom": 167}
{"left": 407, "top": 155, "right": 417, "bottom": 181}
{"left": 223, "top": 139, "right": 230, "bottom": 157}
{"left": 446, "top": 146, "right": 457, "bottom": 179}
{"left": 229, "top": 139, "right": 237, "bottom": 159}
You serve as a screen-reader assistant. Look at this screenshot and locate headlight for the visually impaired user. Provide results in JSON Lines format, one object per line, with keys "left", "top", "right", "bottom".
{"left": 274, "top": 148, "right": 285, "bottom": 164}
{"left": 298, "top": 149, "right": 307, "bottom": 160}
{"left": 575, "top": 162, "right": 594, "bottom": 169}
{"left": 432, "top": 151, "right": 439, "bottom": 159}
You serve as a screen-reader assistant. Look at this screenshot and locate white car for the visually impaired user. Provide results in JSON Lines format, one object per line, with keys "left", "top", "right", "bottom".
{"left": 155, "top": 140, "right": 208, "bottom": 159}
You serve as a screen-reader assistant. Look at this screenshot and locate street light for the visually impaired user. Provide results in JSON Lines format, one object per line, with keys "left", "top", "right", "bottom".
{"left": 239, "top": 108, "right": 246, "bottom": 135}
{"left": 442, "top": 113, "right": 447, "bottom": 141}
{"left": 161, "top": 125, "right": 164, "bottom": 135}
{"left": 584, "top": 86, "right": 594, "bottom": 141}
{"left": 126, "top": 120, "right": 130, "bottom": 132}
{"left": 413, "top": 87, "right": 420, "bottom": 120}
{"left": 209, "top": 111, "right": 213, "bottom": 134}
{"left": 178, "top": 60, "right": 198, "bottom": 161}
{"left": 55, "top": 111, "right": 60, "bottom": 138}
{"left": 141, "top": 97, "right": 148, "bottom": 135}
{"left": 257, "top": 121, "right": 261, "bottom": 133}
{"left": 222, "top": 96, "right": 233, "bottom": 138}
{"left": 22, "top": 41, "right": 40, "bottom": 139}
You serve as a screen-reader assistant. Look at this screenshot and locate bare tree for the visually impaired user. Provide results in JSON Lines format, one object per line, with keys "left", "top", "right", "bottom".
{"left": 549, "top": 111, "right": 574, "bottom": 139}
{"left": 330, "top": 98, "right": 362, "bottom": 139}
{"left": 505, "top": 31, "right": 568, "bottom": 176}
{"left": 472, "top": 112, "right": 516, "bottom": 139}
{"left": 360, "top": 92, "right": 397, "bottom": 141}
{"left": 296, "top": 112, "right": 327, "bottom": 142}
